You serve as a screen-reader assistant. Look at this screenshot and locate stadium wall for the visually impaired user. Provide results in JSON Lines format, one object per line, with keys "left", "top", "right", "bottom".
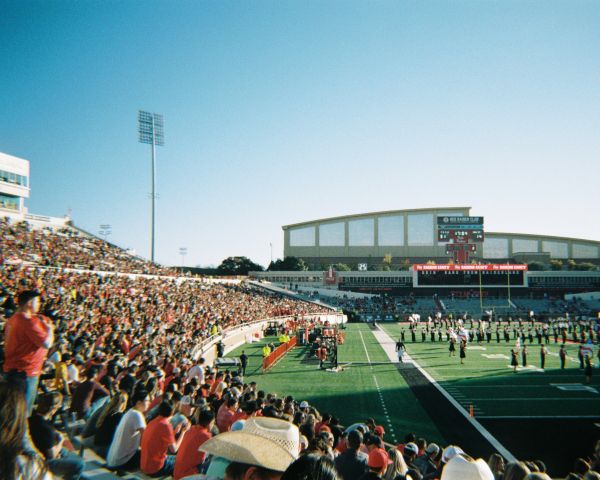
{"left": 283, "top": 207, "right": 600, "bottom": 268}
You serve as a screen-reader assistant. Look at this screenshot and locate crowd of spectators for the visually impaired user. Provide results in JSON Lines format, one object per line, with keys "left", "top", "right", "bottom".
{"left": 0, "top": 217, "right": 172, "bottom": 274}
{"left": 1, "top": 360, "right": 600, "bottom": 480}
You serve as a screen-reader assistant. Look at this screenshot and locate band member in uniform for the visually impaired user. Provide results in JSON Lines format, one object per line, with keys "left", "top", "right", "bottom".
{"left": 559, "top": 344, "right": 566, "bottom": 369}
{"left": 521, "top": 344, "right": 528, "bottom": 367}
{"left": 584, "top": 357, "right": 593, "bottom": 384}
{"left": 511, "top": 348, "right": 519, "bottom": 373}
{"left": 459, "top": 340, "right": 466, "bottom": 365}
{"left": 540, "top": 344, "right": 547, "bottom": 370}
{"left": 449, "top": 337, "right": 456, "bottom": 357}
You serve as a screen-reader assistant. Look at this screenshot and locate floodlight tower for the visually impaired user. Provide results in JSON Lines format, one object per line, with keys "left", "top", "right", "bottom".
{"left": 138, "top": 110, "right": 164, "bottom": 262}
{"left": 179, "top": 247, "right": 188, "bottom": 267}
{"left": 99, "top": 224, "right": 112, "bottom": 242}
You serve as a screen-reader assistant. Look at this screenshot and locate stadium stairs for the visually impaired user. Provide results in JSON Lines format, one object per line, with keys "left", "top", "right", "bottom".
{"left": 64, "top": 425, "right": 169, "bottom": 480}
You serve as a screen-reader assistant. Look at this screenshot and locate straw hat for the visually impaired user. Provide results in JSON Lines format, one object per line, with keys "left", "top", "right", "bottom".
{"left": 441, "top": 455, "right": 494, "bottom": 480}
{"left": 199, "top": 417, "right": 300, "bottom": 472}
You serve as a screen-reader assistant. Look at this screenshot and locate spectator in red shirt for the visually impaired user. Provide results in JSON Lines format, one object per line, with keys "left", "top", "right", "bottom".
{"left": 140, "top": 401, "right": 189, "bottom": 477}
{"left": 173, "top": 408, "right": 214, "bottom": 480}
{"left": 216, "top": 396, "right": 239, "bottom": 433}
{"left": 3, "top": 290, "right": 54, "bottom": 415}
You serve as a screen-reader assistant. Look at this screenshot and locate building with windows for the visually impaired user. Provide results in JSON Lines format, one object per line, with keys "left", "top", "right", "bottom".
{"left": 282, "top": 207, "right": 600, "bottom": 269}
{"left": 0, "top": 151, "right": 30, "bottom": 214}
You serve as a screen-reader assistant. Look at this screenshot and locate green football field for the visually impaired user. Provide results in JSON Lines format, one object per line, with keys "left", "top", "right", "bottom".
{"left": 379, "top": 323, "right": 600, "bottom": 418}
{"left": 225, "top": 323, "right": 444, "bottom": 445}
{"left": 225, "top": 322, "right": 599, "bottom": 444}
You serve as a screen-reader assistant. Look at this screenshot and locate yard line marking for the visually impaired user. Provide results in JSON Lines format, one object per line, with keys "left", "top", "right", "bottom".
{"left": 440, "top": 385, "right": 576, "bottom": 388}
{"left": 551, "top": 384, "right": 598, "bottom": 393}
{"left": 478, "top": 415, "right": 600, "bottom": 419}
{"left": 358, "top": 331, "right": 396, "bottom": 443}
{"left": 372, "top": 375, "right": 398, "bottom": 443}
{"left": 375, "top": 325, "right": 515, "bottom": 462}
{"left": 359, "top": 331, "right": 373, "bottom": 368}
{"left": 470, "top": 397, "right": 599, "bottom": 401}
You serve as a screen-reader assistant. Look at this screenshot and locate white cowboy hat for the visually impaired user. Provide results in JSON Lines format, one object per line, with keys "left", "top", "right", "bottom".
{"left": 199, "top": 417, "right": 299, "bottom": 472}
{"left": 441, "top": 455, "right": 494, "bottom": 480}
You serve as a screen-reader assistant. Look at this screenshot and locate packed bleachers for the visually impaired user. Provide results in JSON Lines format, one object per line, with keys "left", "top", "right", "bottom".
{"left": 0, "top": 217, "right": 172, "bottom": 274}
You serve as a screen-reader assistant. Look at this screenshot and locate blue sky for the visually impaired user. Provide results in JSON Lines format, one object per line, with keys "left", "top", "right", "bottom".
{"left": 1, "top": 0, "right": 599, "bottom": 267}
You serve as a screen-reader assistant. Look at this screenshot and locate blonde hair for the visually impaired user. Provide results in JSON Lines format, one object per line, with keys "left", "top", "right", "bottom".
{"left": 96, "top": 392, "right": 128, "bottom": 429}
{"left": 385, "top": 448, "right": 408, "bottom": 479}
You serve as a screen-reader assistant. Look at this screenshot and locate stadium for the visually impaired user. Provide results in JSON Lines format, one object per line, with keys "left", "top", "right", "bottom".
{"left": 1, "top": 151, "right": 599, "bottom": 480}
{"left": 280, "top": 207, "right": 600, "bottom": 267}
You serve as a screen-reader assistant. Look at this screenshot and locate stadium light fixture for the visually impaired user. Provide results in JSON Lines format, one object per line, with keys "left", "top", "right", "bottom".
{"left": 138, "top": 110, "right": 165, "bottom": 263}
{"left": 99, "top": 224, "right": 112, "bottom": 242}
{"left": 179, "top": 247, "right": 188, "bottom": 267}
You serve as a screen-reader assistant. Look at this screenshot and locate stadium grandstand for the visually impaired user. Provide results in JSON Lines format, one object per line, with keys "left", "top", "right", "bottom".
{"left": 1, "top": 159, "right": 599, "bottom": 480}
{"left": 251, "top": 208, "right": 600, "bottom": 321}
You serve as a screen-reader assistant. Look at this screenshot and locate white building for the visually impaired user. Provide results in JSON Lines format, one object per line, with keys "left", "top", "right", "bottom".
{"left": 0, "top": 151, "right": 30, "bottom": 215}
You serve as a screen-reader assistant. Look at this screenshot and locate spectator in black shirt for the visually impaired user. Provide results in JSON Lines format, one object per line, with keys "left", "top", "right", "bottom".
{"left": 29, "top": 392, "right": 84, "bottom": 480}
{"left": 94, "top": 392, "right": 128, "bottom": 458}
{"left": 335, "top": 430, "right": 368, "bottom": 480}
{"left": 70, "top": 366, "right": 109, "bottom": 419}
{"left": 239, "top": 351, "right": 248, "bottom": 376}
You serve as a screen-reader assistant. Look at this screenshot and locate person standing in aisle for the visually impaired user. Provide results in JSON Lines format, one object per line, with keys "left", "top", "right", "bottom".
{"left": 3, "top": 290, "right": 55, "bottom": 416}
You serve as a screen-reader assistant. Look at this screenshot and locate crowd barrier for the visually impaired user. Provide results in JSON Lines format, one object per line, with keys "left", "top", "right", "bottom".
{"left": 262, "top": 336, "right": 297, "bottom": 371}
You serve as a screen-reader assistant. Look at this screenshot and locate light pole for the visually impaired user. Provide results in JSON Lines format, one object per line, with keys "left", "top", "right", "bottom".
{"left": 270, "top": 242, "right": 273, "bottom": 264}
{"left": 179, "top": 247, "right": 188, "bottom": 267}
{"left": 138, "top": 110, "right": 164, "bottom": 263}
{"left": 99, "top": 224, "right": 112, "bottom": 242}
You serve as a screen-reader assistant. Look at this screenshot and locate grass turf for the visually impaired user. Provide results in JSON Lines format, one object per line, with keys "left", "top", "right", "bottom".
{"left": 379, "top": 323, "right": 600, "bottom": 418}
{"left": 225, "top": 323, "right": 445, "bottom": 445}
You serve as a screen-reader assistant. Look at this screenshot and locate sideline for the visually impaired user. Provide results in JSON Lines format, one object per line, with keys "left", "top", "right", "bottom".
{"left": 372, "top": 324, "right": 517, "bottom": 462}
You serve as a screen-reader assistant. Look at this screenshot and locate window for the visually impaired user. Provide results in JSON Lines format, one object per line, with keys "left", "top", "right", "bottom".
{"left": 378, "top": 215, "right": 404, "bottom": 246}
{"left": 542, "top": 241, "right": 568, "bottom": 259}
{"left": 512, "top": 239, "right": 538, "bottom": 253}
{"left": 319, "top": 223, "right": 345, "bottom": 246}
{"left": 573, "top": 244, "right": 598, "bottom": 259}
{"left": 349, "top": 218, "right": 374, "bottom": 246}
{"left": 0, "top": 170, "right": 28, "bottom": 187}
{"left": 0, "top": 194, "right": 19, "bottom": 211}
{"left": 290, "top": 226, "right": 315, "bottom": 247}
{"left": 483, "top": 238, "right": 509, "bottom": 258}
{"left": 408, "top": 214, "right": 434, "bottom": 246}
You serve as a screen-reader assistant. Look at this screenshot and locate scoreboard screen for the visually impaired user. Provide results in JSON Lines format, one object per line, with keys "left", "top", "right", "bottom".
{"left": 437, "top": 216, "right": 484, "bottom": 242}
{"left": 414, "top": 264, "right": 527, "bottom": 287}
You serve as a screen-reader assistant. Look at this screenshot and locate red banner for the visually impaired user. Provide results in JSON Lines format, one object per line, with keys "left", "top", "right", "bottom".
{"left": 262, "top": 337, "right": 297, "bottom": 371}
{"left": 413, "top": 264, "right": 528, "bottom": 272}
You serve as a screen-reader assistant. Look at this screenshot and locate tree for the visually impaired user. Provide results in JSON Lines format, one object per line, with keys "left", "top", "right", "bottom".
{"left": 380, "top": 253, "right": 393, "bottom": 272}
{"left": 550, "top": 260, "right": 563, "bottom": 271}
{"left": 527, "top": 261, "right": 545, "bottom": 271}
{"left": 398, "top": 259, "right": 412, "bottom": 271}
{"left": 572, "top": 262, "right": 596, "bottom": 271}
{"left": 332, "top": 263, "right": 351, "bottom": 271}
{"left": 217, "top": 256, "right": 264, "bottom": 275}
{"left": 267, "top": 256, "right": 309, "bottom": 271}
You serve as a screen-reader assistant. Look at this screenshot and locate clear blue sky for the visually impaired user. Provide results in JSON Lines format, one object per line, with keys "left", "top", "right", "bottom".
{"left": 1, "top": 0, "right": 599, "bottom": 267}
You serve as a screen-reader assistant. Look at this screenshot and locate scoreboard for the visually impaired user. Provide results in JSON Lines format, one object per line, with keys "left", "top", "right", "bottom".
{"left": 414, "top": 264, "right": 527, "bottom": 287}
{"left": 437, "top": 216, "right": 484, "bottom": 242}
